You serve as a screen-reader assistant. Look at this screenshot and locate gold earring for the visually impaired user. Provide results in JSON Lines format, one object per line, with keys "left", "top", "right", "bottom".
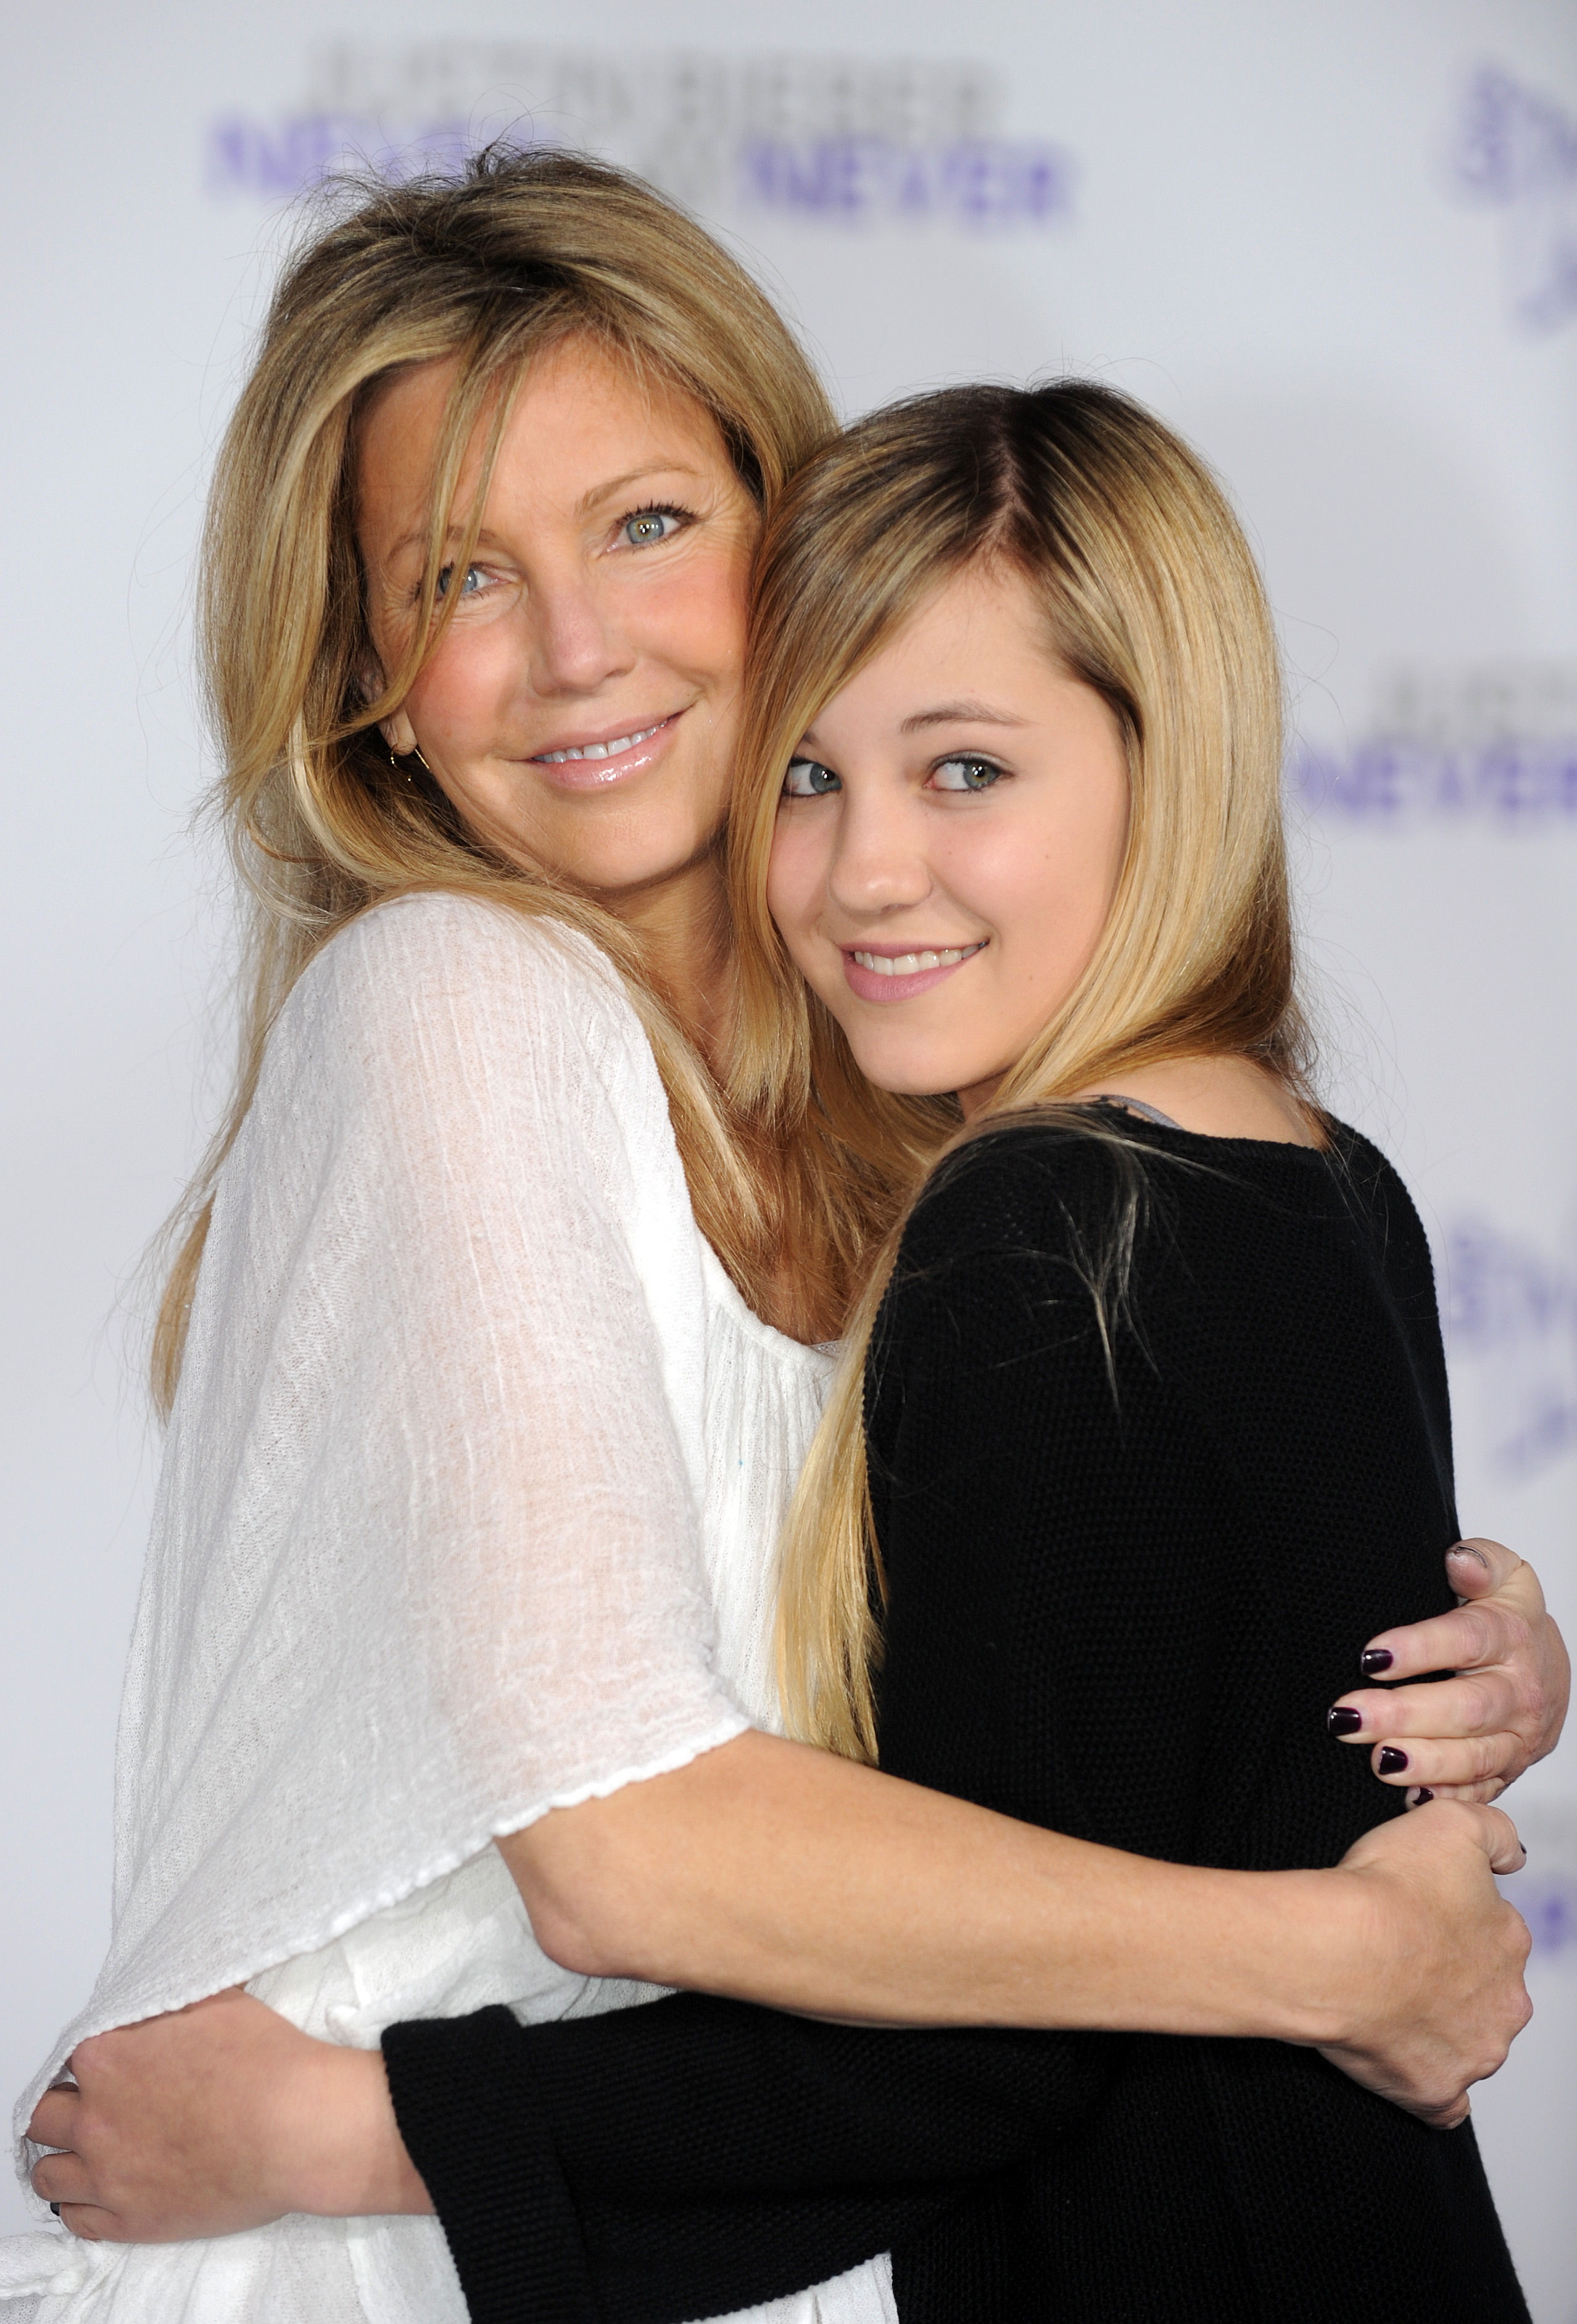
{"left": 388, "top": 741, "right": 433, "bottom": 786}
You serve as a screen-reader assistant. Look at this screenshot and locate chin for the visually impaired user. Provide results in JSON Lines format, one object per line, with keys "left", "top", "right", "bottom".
{"left": 843, "top": 1044, "right": 956, "bottom": 1100}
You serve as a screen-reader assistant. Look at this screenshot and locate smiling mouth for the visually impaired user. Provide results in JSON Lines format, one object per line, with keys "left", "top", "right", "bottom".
{"left": 531, "top": 715, "right": 677, "bottom": 766}
{"left": 850, "top": 944, "right": 986, "bottom": 977}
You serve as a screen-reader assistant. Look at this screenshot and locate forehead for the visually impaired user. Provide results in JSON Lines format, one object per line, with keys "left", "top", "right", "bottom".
{"left": 846, "top": 565, "right": 1054, "bottom": 698}
{"left": 354, "top": 334, "right": 736, "bottom": 548}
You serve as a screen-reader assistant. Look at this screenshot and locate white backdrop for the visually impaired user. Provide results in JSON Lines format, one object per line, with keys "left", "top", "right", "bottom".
{"left": 3, "top": 0, "right": 1575, "bottom": 2312}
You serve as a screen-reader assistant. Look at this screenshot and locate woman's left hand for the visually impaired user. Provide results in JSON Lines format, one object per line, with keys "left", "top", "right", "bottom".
{"left": 1328, "top": 1538, "right": 1570, "bottom": 1804}
{"left": 27, "top": 1991, "right": 429, "bottom": 2240}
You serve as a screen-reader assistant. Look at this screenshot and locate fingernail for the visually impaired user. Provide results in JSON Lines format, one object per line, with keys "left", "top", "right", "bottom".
{"left": 1327, "top": 1706, "right": 1364, "bottom": 1736}
{"left": 1360, "top": 1648, "right": 1394, "bottom": 1676}
{"left": 49, "top": 2204, "right": 59, "bottom": 2217}
{"left": 1379, "top": 1746, "right": 1409, "bottom": 1775}
{"left": 1447, "top": 1543, "right": 1489, "bottom": 1571}
{"left": 1410, "top": 1787, "right": 1434, "bottom": 1806}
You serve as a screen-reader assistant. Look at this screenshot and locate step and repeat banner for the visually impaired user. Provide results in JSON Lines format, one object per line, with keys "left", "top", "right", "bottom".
{"left": 3, "top": 0, "right": 1575, "bottom": 2309}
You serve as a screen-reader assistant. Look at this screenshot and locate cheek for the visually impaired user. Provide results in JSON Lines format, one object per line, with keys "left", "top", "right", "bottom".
{"left": 942, "top": 786, "right": 1125, "bottom": 979}
{"left": 403, "top": 625, "right": 515, "bottom": 745}
{"left": 766, "top": 816, "right": 832, "bottom": 972}
{"left": 648, "top": 541, "right": 752, "bottom": 691}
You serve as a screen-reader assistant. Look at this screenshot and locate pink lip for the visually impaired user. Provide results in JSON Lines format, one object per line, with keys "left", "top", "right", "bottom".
{"left": 840, "top": 944, "right": 985, "bottom": 1005}
{"left": 524, "top": 708, "right": 685, "bottom": 792}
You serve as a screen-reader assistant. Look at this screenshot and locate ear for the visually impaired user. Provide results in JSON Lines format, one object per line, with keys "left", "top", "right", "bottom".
{"left": 380, "top": 708, "right": 419, "bottom": 758}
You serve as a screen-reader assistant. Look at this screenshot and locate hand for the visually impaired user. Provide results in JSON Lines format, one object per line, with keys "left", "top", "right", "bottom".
{"left": 27, "top": 1990, "right": 431, "bottom": 2242}
{"left": 1328, "top": 1538, "right": 1570, "bottom": 1803}
{"left": 1309, "top": 1799, "right": 1531, "bottom": 2129}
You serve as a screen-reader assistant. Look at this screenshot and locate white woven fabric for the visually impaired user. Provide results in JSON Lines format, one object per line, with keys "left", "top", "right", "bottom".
{"left": 4, "top": 894, "right": 892, "bottom": 2324}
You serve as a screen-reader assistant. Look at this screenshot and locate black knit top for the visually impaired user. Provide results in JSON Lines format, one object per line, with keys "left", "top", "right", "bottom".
{"left": 385, "top": 1111, "right": 1528, "bottom": 2324}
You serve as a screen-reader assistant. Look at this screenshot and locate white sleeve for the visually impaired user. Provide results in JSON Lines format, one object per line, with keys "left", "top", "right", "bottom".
{"left": 102, "top": 895, "right": 746, "bottom": 2015}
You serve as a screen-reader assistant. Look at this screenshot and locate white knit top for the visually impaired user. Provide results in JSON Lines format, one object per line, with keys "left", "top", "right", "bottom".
{"left": 4, "top": 895, "right": 893, "bottom": 2324}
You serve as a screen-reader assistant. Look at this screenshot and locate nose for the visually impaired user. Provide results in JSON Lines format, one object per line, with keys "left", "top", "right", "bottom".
{"left": 525, "top": 561, "right": 635, "bottom": 699}
{"left": 825, "top": 781, "right": 932, "bottom": 918}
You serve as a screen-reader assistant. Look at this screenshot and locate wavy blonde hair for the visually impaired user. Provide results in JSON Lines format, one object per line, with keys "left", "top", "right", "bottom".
{"left": 154, "top": 144, "right": 863, "bottom": 1412}
{"left": 724, "top": 381, "right": 1314, "bottom": 1761}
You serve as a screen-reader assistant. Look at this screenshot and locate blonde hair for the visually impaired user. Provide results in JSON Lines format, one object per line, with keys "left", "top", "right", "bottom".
{"left": 154, "top": 144, "right": 851, "bottom": 1413}
{"left": 729, "top": 381, "right": 1315, "bottom": 1760}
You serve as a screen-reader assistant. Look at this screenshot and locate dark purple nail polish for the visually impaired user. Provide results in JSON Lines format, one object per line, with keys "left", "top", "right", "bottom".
{"left": 1412, "top": 1788, "right": 1434, "bottom": 1806}
{"left": 1360, "top": 1648, "right": 1394, "bottom": 1676}
{"left": 49, "top": 2203, "right": 60, "bottom": 2217}
{"left": 1328, "top": 1706, "right": 1364, "bottom": 1736}
{"left": 1379, "top": 1746, "right": 1409, "bottom": 1775}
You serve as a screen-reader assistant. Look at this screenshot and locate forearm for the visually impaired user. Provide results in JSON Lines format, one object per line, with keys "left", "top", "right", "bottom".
{"left": 502, "top": 1728, "right": 1361, "bottom": 2045}
{"left": 384, "top": 1999, "right": 1077, "bottom": 2324}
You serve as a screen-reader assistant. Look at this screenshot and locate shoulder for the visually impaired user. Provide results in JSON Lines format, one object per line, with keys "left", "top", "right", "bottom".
{"left": 875, "top": 1118, "right": 1149, "bottom": 1388}
{"left": 245, "top": 894, "right": 679, "bottom": 1185}
{"left": 1323, "top": 1119, "right": 1426, "bottom": 1234}
{"left": 298, "top": 892, "right": 627, "bottom": 1037}
{"left": 1321, "top": 1119, "right": 1441, "bottom": 1308}
{"left": 276, "top": 894, "right": 657, "bottom": 1095}
{"left": 897, "top": 1114, "right": 1153, "bottom": 1285}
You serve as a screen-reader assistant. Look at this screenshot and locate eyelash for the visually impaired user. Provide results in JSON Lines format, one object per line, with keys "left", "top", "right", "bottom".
{"left": 932, "top": 755, "right": 1006, "bottom": 792}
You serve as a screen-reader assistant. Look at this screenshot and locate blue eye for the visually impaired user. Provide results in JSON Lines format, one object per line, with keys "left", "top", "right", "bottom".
{"left": 623, "top": 508, "right": 684, "bottom": 547}
{"left": 434, "top": 563, "right": 484, "bottom": 600}
{"left": 784, "top": 758, "right": 842, "bottom": 797}
{"left": 932, "top": 756, "right": 1003, "bottom": 792}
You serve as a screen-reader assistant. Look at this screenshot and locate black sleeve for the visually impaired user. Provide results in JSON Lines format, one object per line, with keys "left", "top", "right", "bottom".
{"left": 385, "top": 1998, "right": 1102, "bottom": 2324}
{"left": 386, "top": 1133, "right": 1256, "bottom": 2324}
{"left": 1341, "top": 1134, "right": 1457, "bottom": 1522}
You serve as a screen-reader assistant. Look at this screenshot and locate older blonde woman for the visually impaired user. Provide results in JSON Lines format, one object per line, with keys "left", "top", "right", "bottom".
{"left": 18, "top": 154, "right": 1557, "bottom": 2324}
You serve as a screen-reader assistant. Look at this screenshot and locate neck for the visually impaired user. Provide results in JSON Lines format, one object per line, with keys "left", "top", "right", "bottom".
{"left": 599, "top": 846, "right": 735, "bottom": 1074}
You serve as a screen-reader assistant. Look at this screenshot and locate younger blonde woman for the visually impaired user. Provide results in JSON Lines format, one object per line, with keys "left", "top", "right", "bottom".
{"left": 281, "top": 380, "right": 1527, "bottom": 2321}
{"left": 21, "top": 167, "right": 1550, "bottom": 2321}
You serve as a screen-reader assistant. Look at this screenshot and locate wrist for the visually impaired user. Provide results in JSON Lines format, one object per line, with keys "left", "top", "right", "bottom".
{"left": 1197, "top": 1865, "right": 1368, "bottom": 2049}
{"left": 1249, "top": 1866, "right": 1375, "bottom": 2049}
{"left": 291, "top": 2046, "right": 433, "bottom": 2218}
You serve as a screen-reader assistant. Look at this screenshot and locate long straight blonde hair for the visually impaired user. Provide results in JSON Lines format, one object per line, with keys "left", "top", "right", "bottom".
{"left": 154, "top": 145, "right": 864, "bottom": 1412}
{"left": 726, "top": 381, "right": 1315, "bottom": 1761}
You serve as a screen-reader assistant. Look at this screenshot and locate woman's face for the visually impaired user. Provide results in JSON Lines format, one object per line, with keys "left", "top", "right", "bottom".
{"left": 767, "top": 562, "right": 1130, "bottom": 1117}
{"left": 356, "top": 336, "right": 759, "bottom": 906}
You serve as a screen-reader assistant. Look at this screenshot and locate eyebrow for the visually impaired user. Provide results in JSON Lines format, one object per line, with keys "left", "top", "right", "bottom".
{"left": 384, "top": 521, "right": 511, "bottom": 565}
{"left": 381, "top": 462, "right": 711, "bottom": 566}
{"left": 797, "top": 699, "right": 1027, "bottom": 753}
{"left": 578, "top": 460, "right": 708, "bottom": 514}
{"left": 900, "top": 699, "right": 1029, "bottom": 732}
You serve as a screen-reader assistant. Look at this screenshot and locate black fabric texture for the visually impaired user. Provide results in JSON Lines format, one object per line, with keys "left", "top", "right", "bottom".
{"left": 385, "top": 1111, "right": 1528, "bottom": 2324}
{"left": 379, "top": 2005, "right": 600, "bottom": 2323}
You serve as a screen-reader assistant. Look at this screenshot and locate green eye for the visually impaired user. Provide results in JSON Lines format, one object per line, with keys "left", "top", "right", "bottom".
{"left": 784, "top": 758, "right": 841, "bottom": 797}
{"left": 932, "top": 756, "right": 1003, "bottom": 792}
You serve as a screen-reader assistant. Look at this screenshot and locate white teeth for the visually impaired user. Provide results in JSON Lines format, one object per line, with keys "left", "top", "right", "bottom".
{"left": 536, "top": 721, "right": 663, "bottom": 765}
{"left": 851, "top": 944, "right": 983, "bottom": 977}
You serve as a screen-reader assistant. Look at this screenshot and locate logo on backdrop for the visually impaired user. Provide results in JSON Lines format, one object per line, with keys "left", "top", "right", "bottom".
{"left": 1291, "top": 664, "right": 1577, "bottom": 826}
{"left": 1443, "top": 1215, "right": 1577, "bottom": 1480}
{"left": 206, "top": 44, "right": 1077, "bottom": 233}
{"left": 1450, "top": 64, "right": 1577, "bottom": 331}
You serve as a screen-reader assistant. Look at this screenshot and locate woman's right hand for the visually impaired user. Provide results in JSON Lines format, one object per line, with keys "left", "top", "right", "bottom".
{"left": 1311, "top": 1800, "right": 1531, "bottom": 2129}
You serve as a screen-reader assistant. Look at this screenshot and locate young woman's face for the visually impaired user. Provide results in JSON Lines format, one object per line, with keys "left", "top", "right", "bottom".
{"left": 767, "top": 563, "right": 1130, "bottom": 1116}
{"left": 357, "top": 336, "right": 759, "bottom": 905}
